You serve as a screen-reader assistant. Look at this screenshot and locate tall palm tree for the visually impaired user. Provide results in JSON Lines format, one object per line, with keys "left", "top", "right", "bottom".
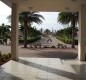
{"left": 8, "top": 12, "right": 44, "bottom": 48}
{"left": 19, "top": 25, "right": 41, "bottom": 38}
{"left": 58, "top": 12, "right": 78, "bottom": 48}
{"left": 19, "top": 12, "right": 44, "bottom": 48}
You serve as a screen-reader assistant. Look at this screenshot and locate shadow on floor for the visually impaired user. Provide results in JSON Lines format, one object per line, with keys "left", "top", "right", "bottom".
{"left": 17, "top": 59, "right": 85, "bottom": 80}
{"left": 20, "top": 49, "right": 78, "bottom": 60}
{"left": 0, "top": 67, "right": 23, "bottom": 80}
{"left": 71, "top": 64, "right": 86, "bottom": 75}
{"left": 36, "top": 51, "right": 78, "bottom": 59}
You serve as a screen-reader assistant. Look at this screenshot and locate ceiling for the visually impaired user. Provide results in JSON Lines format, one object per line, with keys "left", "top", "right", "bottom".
{"left": 1, "top": 0, "right": 86, "bottom": 12}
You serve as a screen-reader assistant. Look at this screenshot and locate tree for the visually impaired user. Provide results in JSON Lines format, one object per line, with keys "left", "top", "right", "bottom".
{"left": 0, "top": 23, "right": 10, "bottom": 38}
{"left": 0, "top": 23, "right": 10, "bottom": 44}
{"left": 58, "top": 12, "right": 78, "bottom": 48}
{"left": 44, "top": 29, "right": 51, "bottom": 35}
{"left": 19, "top": 25, "right": 41, "bottom": 38}
{"left": 8, "top": 12, "right": 44, "bottom": 48}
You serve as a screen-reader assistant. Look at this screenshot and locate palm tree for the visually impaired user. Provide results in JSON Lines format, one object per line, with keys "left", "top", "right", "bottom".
{"left": 0, "top": 24, "right": 10, "bottom": 38}
{"left": 19, "top": 25, "right": 41, "bottom": 38}
{"left": 0, "top": 23, "right": 10, "bottom": 44}
{"left": 8, "top": 12, "right": 44, "bottom": 48}
{"left": 19, "top": 12, "right": 44, "bottom": 48}
{"left": 58, "top": 12, "right": 78, "bottom": 48}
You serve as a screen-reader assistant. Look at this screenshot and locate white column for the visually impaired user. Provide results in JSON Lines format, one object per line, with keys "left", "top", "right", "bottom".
{"left": 11, "top": 2, "right": 19, "bottom": 60}
{"left": 78, "top": 5, "right": 86, "bottom": 61}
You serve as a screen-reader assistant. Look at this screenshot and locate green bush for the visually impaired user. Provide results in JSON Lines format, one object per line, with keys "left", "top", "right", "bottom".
{"left": 0, "top": 52, "right": 11, "bottom": 63}
{"left": 19, "top": 36, "right": 41, "bottom": 44}
{"left": 19, "top": 39, "right": 24, "bottom": 43}
{"left": 57, "top": 36, "right": 78, "bottom": 45}
{"left": 51, "top": 46, "right": 56, "bottom": 48}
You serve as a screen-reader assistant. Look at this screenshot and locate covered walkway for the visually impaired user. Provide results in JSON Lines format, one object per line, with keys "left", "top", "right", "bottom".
{"left": 1, "top": 0, "right": 86, "bottom": 61}
{"left": 0, "top": 0, "right": 86, "bottom": 80}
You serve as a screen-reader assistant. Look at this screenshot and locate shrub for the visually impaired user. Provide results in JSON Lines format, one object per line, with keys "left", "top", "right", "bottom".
{"left": 19, "top": 36, "right": 41, "bottom": 44}
{"left": 51, "top": 46, "right": 56, "bottom": 48}
{"left": 43, "top": 46, "right": 50, "bottom": 48}
{"left": 0, "top": 51, "right": 11, "bottom": 65}
{"left": 57, "top": 36, "right": 78, "bottom": 45}
{"left": 19, "top": 39, "right": 24, "bottom": 43}
{"left": 8, "top": 53, "right": 11, "bottom": 58}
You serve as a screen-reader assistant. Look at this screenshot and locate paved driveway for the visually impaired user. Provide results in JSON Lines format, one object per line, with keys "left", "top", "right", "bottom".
{"left": 19, "top": 48, "right": 78, "bottom": 59}
{"left": 0, "top": 36, "right": 78, "bottom": 59}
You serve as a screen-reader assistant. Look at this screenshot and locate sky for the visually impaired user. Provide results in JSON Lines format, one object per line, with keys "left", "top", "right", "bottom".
{"left": 0, "top": 1, "right": 64, "bottom": 31}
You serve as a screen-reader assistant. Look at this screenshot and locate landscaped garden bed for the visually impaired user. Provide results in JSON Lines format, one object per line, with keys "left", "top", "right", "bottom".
{"left": 0, "top": 51, "right": 11, "bottom": 66}
{"left": 57, "top": 36, "right": 78, "bottom": 45}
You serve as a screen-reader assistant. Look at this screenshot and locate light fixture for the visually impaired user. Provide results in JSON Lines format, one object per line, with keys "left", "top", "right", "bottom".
{"left": 65, "top": 7, "right": 70, "bottom": 10}
{"left": 28, "top": 7, "right": 33, "bottom": 12}
{"left": 71, "top": 0, "right": 77, "bottom": 2}
{"left": 21, "top": 0, "right": 28, "bottom": 1}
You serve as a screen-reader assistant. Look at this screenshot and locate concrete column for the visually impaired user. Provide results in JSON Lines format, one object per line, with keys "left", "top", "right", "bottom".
{"left": 11, "top": 2, "right": 19, "bottom": 60}
{"left": 78, "top": 5, "right": 86, "bottom": 61}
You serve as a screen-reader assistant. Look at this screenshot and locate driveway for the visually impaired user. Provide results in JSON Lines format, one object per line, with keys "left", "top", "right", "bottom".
{"left": 0, "top": 36, "right": 78, "bottom": 59}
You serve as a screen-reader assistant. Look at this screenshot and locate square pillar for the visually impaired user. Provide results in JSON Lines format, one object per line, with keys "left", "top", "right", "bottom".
{"left": 11, "top": 2, "right": 19, "bottom": 60}
{"left": 78, "top": 5, "right": 86, "bottom": 61}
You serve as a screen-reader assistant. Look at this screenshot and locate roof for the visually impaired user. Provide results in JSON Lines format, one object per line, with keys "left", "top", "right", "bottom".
{"left": 2, "top": 0, "right": 86, "bottom": 12}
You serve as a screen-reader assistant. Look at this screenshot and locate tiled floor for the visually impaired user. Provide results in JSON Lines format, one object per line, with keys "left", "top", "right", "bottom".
{"left": 0, "top": 58, "right": 86, "bottom": 80}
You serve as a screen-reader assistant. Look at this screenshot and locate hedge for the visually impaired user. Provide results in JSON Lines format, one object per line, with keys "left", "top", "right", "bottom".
{"left": 0, "top": 36, "right": 41, "bottom": 44}
{"left": 0, "top": 52, "right": 11, "bottom": 65}
{"left": 19, "top": 36, "right": 41, "bottom": 44}
{"left": 57, "top": 36, "right": 78, "bottom": 45}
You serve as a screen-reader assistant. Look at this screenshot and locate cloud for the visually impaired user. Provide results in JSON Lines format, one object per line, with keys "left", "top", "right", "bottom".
{"left": 32, "top": 12, "right": 64, "bottom": 31}
{"left": 0, "top": 1, "right": 64, "bottom": 30}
